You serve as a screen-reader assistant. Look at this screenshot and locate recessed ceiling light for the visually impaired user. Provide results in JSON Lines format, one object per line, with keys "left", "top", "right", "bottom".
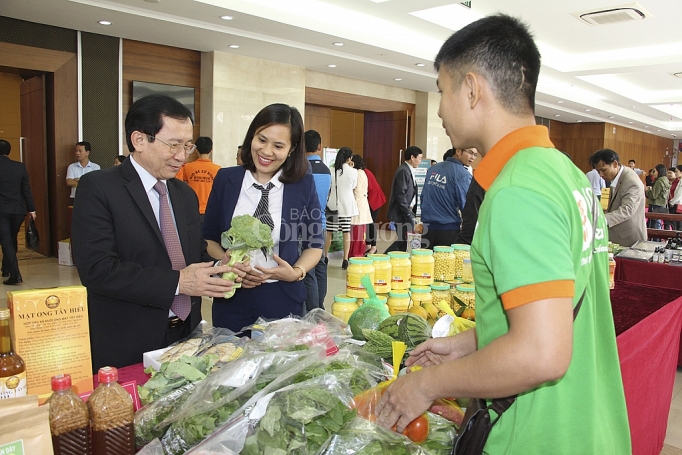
{"left": 328, "top": 64, "right": 337, "bottom": 68}
{"left": 672, "top": 134, "right": 677, "bottom": 137}
{"left": 584, "top": 109, "right": 591, "bottom": 112}
{"left": 220, "top": 15, "right": 234, "bottom": 20}
{"left": 144, "top": 0, "right": 160, "bottom": 3}
{"left": 554, "top": 114, "right": 561, "bottom": 117}
{"left": 608, "top": 116, "right": 614, "bottom": 119}
{"left": 657, "top": 129, "right": 661, "bottom": 132}
{"left": 628, "top": 121, "right": 633, "bottom": 124}
{"left": 415, "top": 63, "right": 426, "bottom": 67}
{"left": 333, "top": 42, "right": 344, "bottom": 46}
{"left": 98, "top": 20, "right": 112, "bottom": 25}
{"left": 228, "top": 44, "right": 239, "bottom": 49}
{"left": 577, "top": 120, "right": 582, "bottom": 122}
{"left": 557, "top": 100, "right": 564, "bottom": 104}
{"left": 394, "top": 78, "right": 402, "bottom": 81}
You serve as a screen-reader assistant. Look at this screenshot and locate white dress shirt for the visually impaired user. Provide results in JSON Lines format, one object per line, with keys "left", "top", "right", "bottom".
{"left": 233, "top": 170, "right": 283, "bottom": 282}
{"left": 66, "top": 160, "right": 100, "bottom": 198}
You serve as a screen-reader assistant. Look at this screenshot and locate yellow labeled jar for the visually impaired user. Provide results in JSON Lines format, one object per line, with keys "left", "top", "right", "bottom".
{"left": 430, "top": 283, "right": 451, "bottom": 308}
{"left": 331, "top": 294, "right": 359, "bottom": 323}
{"left": 388, "top": 252, "right": 411, "bottom": 290}
{"left": 368, "top": 254, "right": 392, "bottom": 294}
{"left": 433, "top": 246, "right": 456, "bottom": 282}
{"left": 411, "top": 249, "right": 434, "bottom": 286}
{"left": 453, "top": 284, "right": 476, "bottom": 309}
{"left": 346, "top": 257, "right": 375, "bottom": 299}
{"left": 410, "top": 285, "right": 433, "bottom": 307}
{"left": 387, "top": 291, "right": 410, "bottom": 315}
{"left": 451, "top": 244, "right": 470, "bottom": 279}
{"left": 461, "top": 258, "right": 473, "bottom": 283}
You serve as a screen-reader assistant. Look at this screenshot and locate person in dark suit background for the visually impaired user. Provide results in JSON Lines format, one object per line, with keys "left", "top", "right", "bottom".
{"left": 72, "top": 94, "right": 240, "bottom": 372}
{"left": 384, "top": 146, "right": 423, "bottom": 253}
{"left": 0, "top": 139, "right": 36, "bottom": 285}
{"left": 203, "top": 104, "right": 323, "bottom": 333}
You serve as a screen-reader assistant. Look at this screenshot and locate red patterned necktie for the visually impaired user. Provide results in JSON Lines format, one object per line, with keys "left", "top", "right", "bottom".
{"left": 154, "top": 181, "right": 191, "bottom": 321}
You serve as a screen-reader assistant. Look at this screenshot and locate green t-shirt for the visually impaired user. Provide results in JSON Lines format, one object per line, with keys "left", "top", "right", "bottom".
{"left": 472, "top": 140, "right": 631, "bottom": 454}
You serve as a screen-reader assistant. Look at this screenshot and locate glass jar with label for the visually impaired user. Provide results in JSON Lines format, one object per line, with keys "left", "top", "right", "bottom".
{"left": 433, "top": 246, "right": 456, "bottom": 281}
{"left": 430, "top": 283, "right": 451, "bottom": 308}
{"left": 388, "top": 252, "right": 411, "bottom": 290}
{"left": 461, "top": 258, "right": 474, "bottom": 283}
{"left": 387, "top": 291, "right": 410, "bottom": 315}
{"left": 0, "top": 308, "right": 26, "bottom": 400}
{"left": 368, "top": 254, "right": 392, "bottom": 294}
{"left": 411, "top": 249, "right": 435, "bottom": 286}
{"left": 346, "top": 257, "right": 375, "bottom": 298}
{"left": 453, "top": 284, "right": 476, "bottom": 309}
{"left": 410, "top": 285, "right": 433, "bottom": 307}
{"left": 451, "top": 244, "right": 471, "bottom": 279}
{"left": 332, "top": 295, "right": 359, "bottom": 323}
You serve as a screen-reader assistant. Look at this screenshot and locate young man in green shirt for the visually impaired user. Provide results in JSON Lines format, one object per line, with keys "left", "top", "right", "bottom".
{"left": 376, "top": 14, "right": 631, "bottom": 454}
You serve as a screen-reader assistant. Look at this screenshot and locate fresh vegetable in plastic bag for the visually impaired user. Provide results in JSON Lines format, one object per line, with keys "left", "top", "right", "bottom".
{"left": 156, "top": 323, "right": 239, "bottom": 364}
{"left": 347, "top": 275, "right": 390, "bottom": 341}
{"left": 419, "top": 412, "right": 457, "bottom": 455}
{"left": 137, "top": 438, "right": 164, "bottom": 455}
{"left": 316, "top": 417, "right": 431, "bottom": 455}
{"left": 139, "top": 355, "right": 216, "bottom": 406}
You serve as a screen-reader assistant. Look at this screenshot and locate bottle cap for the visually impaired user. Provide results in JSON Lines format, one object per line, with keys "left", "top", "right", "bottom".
{"left": 51, "top": 374, "right": 72, "bottom": 391}
{"left": 98, "top": 366, "right": 118, "bottom": 384}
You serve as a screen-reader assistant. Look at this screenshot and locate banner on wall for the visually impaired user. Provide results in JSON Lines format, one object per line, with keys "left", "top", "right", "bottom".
{"left": 323, "top": 148, "right": 338, "bottom": 170}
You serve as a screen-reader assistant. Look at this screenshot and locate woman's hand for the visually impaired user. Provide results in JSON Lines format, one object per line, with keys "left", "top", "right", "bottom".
{"left": 253, "top": 255, "right": 300, "bottom": 282}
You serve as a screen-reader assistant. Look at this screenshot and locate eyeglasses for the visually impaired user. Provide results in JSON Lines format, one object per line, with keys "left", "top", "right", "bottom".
{"left": 464, "top": 149, "right": 478, "bottom": 158}
{"left": 147, "top": 135, "right": 196, "bottom": 156}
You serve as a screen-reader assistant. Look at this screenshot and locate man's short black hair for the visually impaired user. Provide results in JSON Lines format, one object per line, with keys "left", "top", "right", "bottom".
{"left": 115, "top": 155, "right": 127, "bottom": 163}
{"left": 195, "top": 137, "right": 212, "bottom": 154}
{"left": 77, "top": 141, "right": 91, "bottom": 152}
{"left": 443, "top": 149, "right": 456, "bottom": 161}
{"left": 404, "top": 146, "right": 422, "bottom": 161}
{"left": 304, "top": 130, "right": 321, "bottom": 153}
{"left": 435, "top": 14, "right": 540, "bottom": 116}
{"left": 590, "top": 149, "right": 620, "bottom": 167}
{"left": 0, "top": 139, "right": 10, "bottom": 156}
{"left": 125, "top": 94, "right": 194, "bottom": 153}
{"left": 628, "top": 159, "right": 636, "bottom": 164}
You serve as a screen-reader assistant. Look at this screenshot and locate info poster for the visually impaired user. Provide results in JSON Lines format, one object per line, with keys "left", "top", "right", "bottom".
{"left": 323, "top": 148, "right": 338, "bottom": 170}
{"left": 7, "top": 286, "right": 93, "bottom": 402}
{"left": 414, "top": 159, "right": 431, "bottom": 217}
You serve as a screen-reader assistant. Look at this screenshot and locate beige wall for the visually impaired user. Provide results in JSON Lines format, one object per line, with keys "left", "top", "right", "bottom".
{"left": 305, "top": 70, "right": 416, "bottom": 105}
{"left": 0, "top": 72, "right": 22, "bottom": 162}
{"left": 415, "top": 91, "right": 450, "bottom": 162}
{"left": 204, "top": 51, "right": 306, "bottom": 167}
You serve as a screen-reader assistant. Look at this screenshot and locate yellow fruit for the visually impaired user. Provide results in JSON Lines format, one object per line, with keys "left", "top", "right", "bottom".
{"left": 408, "top": 305, "right": 429, "bottom": 320}
{"left": 461, "top": 308, "right": 475, "bottom": 321}
{"left": 423, "top": 302, "right": 439, "bottom": 320}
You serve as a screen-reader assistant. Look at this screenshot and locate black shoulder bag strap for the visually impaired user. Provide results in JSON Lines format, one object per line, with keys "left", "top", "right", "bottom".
{"left": 453, "top": 192, "right": 600, "bottom": 455}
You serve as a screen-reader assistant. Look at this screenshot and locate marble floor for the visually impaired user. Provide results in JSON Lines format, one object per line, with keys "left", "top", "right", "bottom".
{"left": 2, "top": 233, "right": 681, "bottom": 453}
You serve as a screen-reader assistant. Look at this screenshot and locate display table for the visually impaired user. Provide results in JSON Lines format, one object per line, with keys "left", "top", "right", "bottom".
{"left": 611, "top": 281, "right": 682, "bottom": 455}
{"left": 614, "top": 257, "right": 682, "bottom": 367}
{"left": 615, "top": 256, "right": 682, "bottom": 290}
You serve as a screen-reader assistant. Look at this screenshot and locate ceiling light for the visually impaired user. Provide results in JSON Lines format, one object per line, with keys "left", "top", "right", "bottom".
{"left": 628, "top": 121, "right": 633, "bottom": 124}
{"left": 657, "top": 129, "right": 661, "bottom": 132}
{"left": 584, "top": 109, "right": 591, "bottom": 112}
{"left": 608, "top": 116, "right": 614, "bottom": 119}
{"left": 394, "top": 78, "right": 402, "bottom": 81}
{"left": 328, "top": 64, "right": 337, "bottom": 68}
{"left": 220, "top": 15, "right": 234, "bottom": 20}
{"left": 557, "top": 100, "right": 564, "bottom": 104}
{"left": 98, "top": 20, "right": 112, "bottom": 25}
{"left": 415, "top": 63, "right": 426, "bottom": 67}
{"left": 229, "top": 44, "right": 239, "bottom": 49}
{"left": 554, "top": 114, "right": 561, "bottom": 117}
{"left": 673, "top": 72, "right": 682, "bottom": 79}
{"left": 577, "top": 120, "right": 582, "bottom": 122}
{"left": 333, "top": 42, "right": 344, "bottom": 46}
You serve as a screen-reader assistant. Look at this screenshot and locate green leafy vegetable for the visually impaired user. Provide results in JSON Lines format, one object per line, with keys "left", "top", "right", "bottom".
{"left": 138, "top": 354, "right": 216, "bottom": 405}
{"left": 220, "top": 214, "right": 275, "bottom": 298}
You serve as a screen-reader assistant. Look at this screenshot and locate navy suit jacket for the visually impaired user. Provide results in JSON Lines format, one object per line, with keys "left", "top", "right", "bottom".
{"left": 0, "top": 155, "right": 35, "bottom": 215}
{"left": 202, "top": 166, "right": 323, "bottom": 301}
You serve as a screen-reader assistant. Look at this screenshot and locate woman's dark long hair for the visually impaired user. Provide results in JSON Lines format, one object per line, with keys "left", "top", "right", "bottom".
{"left": 655, "top": 164, "right": 667, "bottom": 181}
{"left": 351, "top": 154, "right": 365, "bottom": 170}
{"left": 333, "top": 147, "right": 353, "bottom": 175}
{"left": 239, "top": 103, "right": 307, "bottom": 184}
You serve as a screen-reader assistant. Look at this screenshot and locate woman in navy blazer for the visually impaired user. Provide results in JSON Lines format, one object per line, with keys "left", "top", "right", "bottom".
{"left": 203, "top": 104, "right": 323, "bottom": 332}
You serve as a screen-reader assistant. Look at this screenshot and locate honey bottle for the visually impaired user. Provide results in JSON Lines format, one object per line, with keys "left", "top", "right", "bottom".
{"left": 88, "top": 366, "right": 135, "bottom": 455}
{"left": 0, "top": 308, "right": 26, "bottom": 400}
{"left": 47, "top": 373, "right": 91, "bottom": 455}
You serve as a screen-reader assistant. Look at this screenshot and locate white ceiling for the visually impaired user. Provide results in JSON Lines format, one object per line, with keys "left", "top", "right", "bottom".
{"left": 4, "top": 0, "right": 682, "bottom": 139}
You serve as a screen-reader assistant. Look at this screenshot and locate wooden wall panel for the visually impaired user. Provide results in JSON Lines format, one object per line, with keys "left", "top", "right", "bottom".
{"left": 306, "top": 87, "right": 414, "bottom": 114}
{"left": 329, "top": 109, "right": 364, "bottom": 154}
{"left": 559, "top": 123, "right": 605, "bottom": 172}
{"left": 122, "top": 40, "right": 201, "bottom": 144}
{"left": 605, "top": 123, "right": 674, "bottom": 180}
{"left": 0, "top": 72, "right": 22, "bottom": 162}
{"left": 304, "top": 104, "right": 331, "bottom": 149}
{"left": 548, "top": 118, "right": 564, "bottom": 154}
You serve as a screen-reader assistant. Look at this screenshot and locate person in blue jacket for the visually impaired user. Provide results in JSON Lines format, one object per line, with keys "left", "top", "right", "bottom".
{"left": 420, "top": 148, "right": 474, "bottom": 248}
{"left": 303, "top": 129, "right": 331, "bottom": 311}
{"left": 203, "top": 104, "right": 323, "bottom": 332}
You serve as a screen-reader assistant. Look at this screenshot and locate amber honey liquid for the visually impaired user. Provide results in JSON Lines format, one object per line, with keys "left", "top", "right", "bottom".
{"left": 0, "top": 312, "right": 26, "bottom": 399}
{"left": 92, "top": 423, "right": 135, "bottom": 455}
{"left": 52, "top": 426, "right": 91, "bottom": 455}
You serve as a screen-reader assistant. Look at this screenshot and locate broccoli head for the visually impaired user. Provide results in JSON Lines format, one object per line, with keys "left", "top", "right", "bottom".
{"left": 219, "top": 214, "right": 275, "bottom": 298}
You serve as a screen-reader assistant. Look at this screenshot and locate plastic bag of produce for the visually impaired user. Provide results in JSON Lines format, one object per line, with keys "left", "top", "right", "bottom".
{"left": 154, "top": 322, "right": 239, "bottom": 365}
{"left": 185, "top": 349, "right": 385, "bottom": 455}
{"left": 137, "top": 438, "right": 164, "bottom": 455}
{"left": 139, "top": 355, "right": 217, "bottom": 406}
{"left": 419, "top": 412, "right": 457, "bottom": 455}
{"left": 317, "top": 417, "right": 430, "bottom": 455}
{"left": 159, "top": 347, "right": 327, "bottom": 454}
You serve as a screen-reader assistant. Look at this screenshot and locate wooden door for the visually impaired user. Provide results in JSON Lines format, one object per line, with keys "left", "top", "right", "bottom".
{"left": 20, "top": 75, "right": 50, "bottom": 257}
{"left": 363, "top": 111, "right": 408, "bottom": 223}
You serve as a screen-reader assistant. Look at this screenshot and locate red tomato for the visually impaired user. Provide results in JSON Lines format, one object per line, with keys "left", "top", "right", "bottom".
{"left": 402, "top": 414, "right": 429, "bottom": 443}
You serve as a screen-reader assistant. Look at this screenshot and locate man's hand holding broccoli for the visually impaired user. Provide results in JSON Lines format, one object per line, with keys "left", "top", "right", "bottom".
{"left": 220, "top": 214, "right": 275, "bottom": 298}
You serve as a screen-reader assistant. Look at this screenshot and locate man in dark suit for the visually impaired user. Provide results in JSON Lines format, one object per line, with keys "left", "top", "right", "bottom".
{"left": 0, "top": 139, "right": 36, "bottom": 285}
{"left": 72, "top": 94, "right": 241, "bottom": 372}
{"left": 385, "top": 146, "right": 423, "bottom": 253}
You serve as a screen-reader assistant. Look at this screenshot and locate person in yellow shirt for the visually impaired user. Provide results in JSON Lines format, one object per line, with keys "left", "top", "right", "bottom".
{"left": 175, "top": 136, "right": 221, "bottom": 222}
